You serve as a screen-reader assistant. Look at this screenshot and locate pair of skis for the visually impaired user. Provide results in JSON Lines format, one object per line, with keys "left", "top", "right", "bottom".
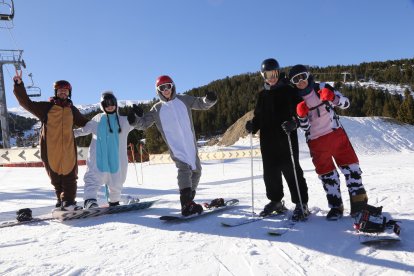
{"left": 160, "top": 200, "right": 301, "bottom": 236}
{"left": 221, "top": 209, "right": 306, "bottom": 236}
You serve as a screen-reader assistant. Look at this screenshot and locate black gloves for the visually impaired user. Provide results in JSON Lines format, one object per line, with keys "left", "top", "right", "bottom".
{"left": 245, "top": 120, "right": 254, "bottom": 133}
{"left": 205, "top": 91, "right": 217, "bottom": 102}
{"left": 132, "top": 104, "right": 143, "bottom": 117}
{"left": 281, "top": 119, "right": 298, "bottom": 134}
{"left": 127, "top": 104, "right": 144, "bottom": 124}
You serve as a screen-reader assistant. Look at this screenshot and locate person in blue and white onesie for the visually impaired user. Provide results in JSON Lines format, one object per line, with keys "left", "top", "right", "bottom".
{"left": 74, "top": 91, "right": 142, "bottom": 209}
{"left": 129, "top": 75, "right": 217, "bottom": 216}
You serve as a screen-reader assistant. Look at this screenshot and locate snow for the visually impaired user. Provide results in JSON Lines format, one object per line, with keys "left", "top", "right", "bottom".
{"left": 8, "top": 100, "right": 150, "bottom": 119}
{"left": 1, "top": 117, "right": 414, "bottom": 275}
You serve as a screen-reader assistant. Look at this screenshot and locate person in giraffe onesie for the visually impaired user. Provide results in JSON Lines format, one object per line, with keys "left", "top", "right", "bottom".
{"left": 13, "top": 70, "right": 88, "bottom": 211}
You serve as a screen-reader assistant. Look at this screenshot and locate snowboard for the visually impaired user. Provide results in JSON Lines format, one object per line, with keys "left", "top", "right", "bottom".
{"left": 159, "top": 199, "right": 239, "bottom": 222}
{"left": 52, "top": 200, "right": 157, "bottom": 221}
{"left": 0, "top": 216, "right": 54, "bottom": 229}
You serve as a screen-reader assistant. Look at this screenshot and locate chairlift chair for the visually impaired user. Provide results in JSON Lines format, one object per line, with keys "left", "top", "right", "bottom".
{"left": 26, "top": 73, "right": 42, "bottom": 97}
{"left": 0, "top": 0, "right": 14, "bottom": 21}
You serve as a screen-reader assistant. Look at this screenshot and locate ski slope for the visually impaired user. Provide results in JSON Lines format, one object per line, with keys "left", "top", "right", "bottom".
{"left": 0, "top": 117, "right": 414, "bottom": 275}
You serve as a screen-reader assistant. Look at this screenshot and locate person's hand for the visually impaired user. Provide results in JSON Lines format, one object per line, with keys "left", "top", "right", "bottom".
{"left": 296, "top": 101, "right": 309, "bottom": 118}
{"left": 281, "top": 119, "right": 297, "bottom": 134}
{"left": 132, "top": 104, "right": 143, "bottom": 117}
{"left": 127, "top": 104, "right": 143, "bottom": 124}
{"left": 318, "top": 87, "right": 335, "bottom": 102}
{"left": 245, "top": 120, "right": 254, "bottom": 133}
{"left": 205, "top": 91, "right": 217, "bottom": 101}
{"left": 13, "top": 69, "right": 23, "bottom": 85}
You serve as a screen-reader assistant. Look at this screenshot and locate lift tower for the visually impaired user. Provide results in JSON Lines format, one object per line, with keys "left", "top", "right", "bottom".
{"left": 0, "top": 49, "right": 25, "bottom": 148}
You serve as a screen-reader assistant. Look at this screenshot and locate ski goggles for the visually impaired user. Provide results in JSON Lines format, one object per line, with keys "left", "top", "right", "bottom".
{"left": 290, "top": 72, "right": 310, "bottom": 85}
{"left": 261, "top": 70, "right": 279, "bottom": 80}
{"left": 102, "top": 97, "right": 117, "bottom": 107}
{"left": 157, "top": 83, "right": 174, "bottom": 92}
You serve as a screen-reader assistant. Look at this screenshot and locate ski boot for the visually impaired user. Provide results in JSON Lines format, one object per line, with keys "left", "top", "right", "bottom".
{"left": 292, "top": 203, "right": 310, "bottom": 221}
{"left": 259, "top": 201, "right": 287, "bottom": 217}
{"left": 109, "top": 201, "right": 120, "bottom": 207}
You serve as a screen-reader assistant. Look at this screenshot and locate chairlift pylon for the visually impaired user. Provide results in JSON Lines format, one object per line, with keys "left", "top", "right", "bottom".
{"left": 0, "top": 0, "right": 14, "bottom": 21}
{"left": 26, "top": 73, "right": 42, "bottom": 97}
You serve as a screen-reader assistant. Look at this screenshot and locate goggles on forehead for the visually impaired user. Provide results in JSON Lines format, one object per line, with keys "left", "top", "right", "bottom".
{"left": 261, "top": 70, "right": 279, "bottom": 80}
{"left": 157, "top": 83, "right": 174, "bottom": 92}
{"left": 290, "top": 72, "right": 310, "bottom": 85}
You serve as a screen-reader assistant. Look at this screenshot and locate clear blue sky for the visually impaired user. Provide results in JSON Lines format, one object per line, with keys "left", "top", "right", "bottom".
{"left": 2, "top": 0, "right": 414, "bottom": 108}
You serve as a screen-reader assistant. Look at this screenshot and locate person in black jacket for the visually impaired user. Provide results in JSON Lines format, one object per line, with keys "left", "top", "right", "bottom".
{"left": 245, "top": 58, "right": 309, "bottom": 221}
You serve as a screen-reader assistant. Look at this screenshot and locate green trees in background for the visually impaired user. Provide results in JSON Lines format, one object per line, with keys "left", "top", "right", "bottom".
{"left": 8, "top": 58, "right": 414, "bottom": 153}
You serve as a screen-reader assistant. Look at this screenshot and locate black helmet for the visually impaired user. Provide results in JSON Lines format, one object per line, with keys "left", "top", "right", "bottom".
{"left": 288, "top": 64, "right": 309, "bottom": 80}
{"left": 261, "top": 58, "right": 280, "bottom": 73}
{"left": 53, "top": 80, "right": 72, "bottom": 98}
{"left": 100, "top": 91, "right": 118, "bottom": 114}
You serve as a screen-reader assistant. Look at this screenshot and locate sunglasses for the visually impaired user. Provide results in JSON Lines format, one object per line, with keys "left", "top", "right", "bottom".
{"left": 290, "top": 72, "right": 309, "bottom": 85}
{"left": 157, "top": 83, "right": 174, "bottom": 92}
{"left": 261, "top": 70, "right": 279, "bottom": 80}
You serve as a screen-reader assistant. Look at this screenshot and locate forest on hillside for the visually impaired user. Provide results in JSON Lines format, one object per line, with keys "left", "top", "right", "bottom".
{"left": 144, "top": 58, "right": 414, "bottom": 153}
{"left": 3, "top": 58, "right": 414, "bottom": 152}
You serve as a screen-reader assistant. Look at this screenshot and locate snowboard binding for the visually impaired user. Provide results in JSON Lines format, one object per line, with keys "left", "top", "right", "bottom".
{"left": 16, "top": 208, "right": 33, "bottom": 222}
{"left": 203, "top": 198, "right": 225, "bottom": 209}
{"left": 354, "top": 208, "right": 401, "bottom": 235}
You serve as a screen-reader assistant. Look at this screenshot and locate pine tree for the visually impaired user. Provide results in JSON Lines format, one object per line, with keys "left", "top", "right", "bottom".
{"left": 397, "top": 90, "right": 414, "bottom": 124}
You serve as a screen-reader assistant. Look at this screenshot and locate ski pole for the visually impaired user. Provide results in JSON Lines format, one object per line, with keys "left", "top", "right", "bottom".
{"left": 139, "top": 143, "right": 144, "bottom": 185}
{"left": 250, "top": 133, "right": 255, "bottom": 216}
{"left": 286, "top": 133, "right": 306, "bottom": 217}
{"left": 129, "top": 143, "right": 141, "bottom": 185}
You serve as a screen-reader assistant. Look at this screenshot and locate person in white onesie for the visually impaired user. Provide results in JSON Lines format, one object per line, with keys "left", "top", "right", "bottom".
{"left": 74, "top": 91, "right": 141, "bottom": 209}
{"left": 131, "top": 75, "right": 217, "bottom": 216}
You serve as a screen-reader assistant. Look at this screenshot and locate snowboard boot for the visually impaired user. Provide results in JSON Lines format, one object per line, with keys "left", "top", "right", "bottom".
{"left": 84, "top": 199, "right": 99, "bottom": 209}
{"left": 55, "top": 199, "right": 62, "bottom": 208}
{"left": 364, "top": 204, "right": 383, "bottom": 217}
{"left": 326, "top": 205, "right": 344, "bottom": 221}
{"left": 350, "top": 193, "right": 368, "bottom": 218}
{"left": 61, "top": 201, "right": 83, "bottom": 211}
{"left": 204, "top": 198, "right": 225, "bottom": 209}
{"left": 109, "top": 201, "right": 120, "bottom": 207}
{"left": 292, "top": 203, "right": 310, "bottom": 221}
{"left": 180, "top": 188, "right": 203, "bottom": 216}
{"left": 259, "top": 200, "right": 287, "bottom": 217}
{"left": 181, "top": 201, "right": 203, "bottom": 216}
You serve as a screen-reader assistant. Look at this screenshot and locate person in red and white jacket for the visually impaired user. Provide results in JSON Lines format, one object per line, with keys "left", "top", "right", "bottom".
{"left": 287, "top": 64, "right": 368, "bottom": 220}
